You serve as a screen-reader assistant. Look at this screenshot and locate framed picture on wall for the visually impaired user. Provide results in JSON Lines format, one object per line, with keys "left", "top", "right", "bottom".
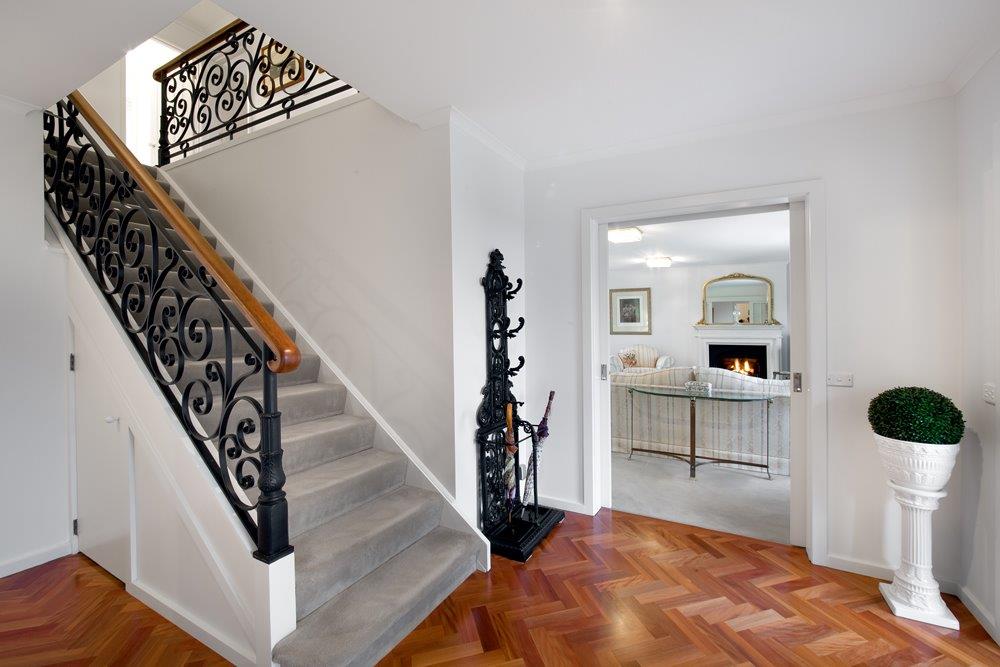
{"left": 610, "top": 288, "right": 651, "bottom": 335}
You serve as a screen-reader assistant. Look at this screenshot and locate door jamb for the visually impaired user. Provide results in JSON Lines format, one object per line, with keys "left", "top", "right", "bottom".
{"left": 580, "top": 180, "right": 828, "bottom": 565}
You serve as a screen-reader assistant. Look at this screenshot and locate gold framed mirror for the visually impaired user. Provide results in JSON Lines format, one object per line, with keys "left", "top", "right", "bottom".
{"left": 696, "top": 273, "right": 779, "bottom": 325}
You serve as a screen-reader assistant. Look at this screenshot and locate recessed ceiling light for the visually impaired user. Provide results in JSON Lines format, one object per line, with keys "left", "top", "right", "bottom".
{"left": 608, "top": 227, "right": 642, "bottom": 244}
{"left": 645, "top": 256, "right": 672, "bottom": 268}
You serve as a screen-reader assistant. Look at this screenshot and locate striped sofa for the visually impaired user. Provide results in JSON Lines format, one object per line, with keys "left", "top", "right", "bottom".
{"left": 611, "top": 366, "right": 790, "bottom": 475}
{"left": 609, "top": 344, "right": 675, "bottom": 374}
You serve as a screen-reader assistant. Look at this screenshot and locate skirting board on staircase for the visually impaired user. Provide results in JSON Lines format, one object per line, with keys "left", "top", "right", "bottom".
{"left": 0, "top": 540, "right": 72, "bottom": 579}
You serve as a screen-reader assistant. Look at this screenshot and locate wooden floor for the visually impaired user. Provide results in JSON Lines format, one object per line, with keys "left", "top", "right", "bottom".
{"left": 380, "top": 509, "right": 1000, "bottom": 666}
{"left": 0, "top": 554, "right": 227, "bottom": 666}
{"left": 2, "top": 513, "right": 998, "bottom": 666}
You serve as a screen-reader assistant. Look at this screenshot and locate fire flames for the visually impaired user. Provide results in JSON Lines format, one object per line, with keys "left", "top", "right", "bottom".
{"left": 728, "top": 358, "right": 756, "bottom": 376}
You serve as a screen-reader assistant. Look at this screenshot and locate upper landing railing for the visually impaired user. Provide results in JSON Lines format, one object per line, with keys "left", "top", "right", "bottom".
{"left": 153, "top": 19, "right": 354, "bottom": 165}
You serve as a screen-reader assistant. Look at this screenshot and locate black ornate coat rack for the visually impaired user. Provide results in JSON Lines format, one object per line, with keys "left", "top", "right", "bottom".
{"left": 476, "top": 249, "right": 564, "bottom": 562}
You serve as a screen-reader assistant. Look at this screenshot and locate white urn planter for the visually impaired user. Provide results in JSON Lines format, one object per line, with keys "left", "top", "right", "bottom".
{"left": 874, "top": 433, "right": 960, "bottom": 629}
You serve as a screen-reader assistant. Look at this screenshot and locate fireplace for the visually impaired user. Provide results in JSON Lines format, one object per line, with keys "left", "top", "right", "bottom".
{"left": 708, "top": 343, "right": 768, "bottom": 379}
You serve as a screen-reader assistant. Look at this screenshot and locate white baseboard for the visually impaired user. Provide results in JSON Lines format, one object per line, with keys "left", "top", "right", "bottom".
{"left": 957, "top": 584, "right": 999, "bottom": 643}
{"left": 0, "top": 540, "right": 72, "bottom": 578}
{"left": 538, "top": 495, "right": 592, "bottom": 516}
{"left": 825, "top": 552, "right": 895, "bottom": 581}
{"left": 128, "top": 580, "right": 255, "bottom": 666}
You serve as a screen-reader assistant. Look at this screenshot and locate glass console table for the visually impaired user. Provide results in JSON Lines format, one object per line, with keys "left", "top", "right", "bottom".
{"left": 625, "top": 385, "right": 775, "bottom": 480}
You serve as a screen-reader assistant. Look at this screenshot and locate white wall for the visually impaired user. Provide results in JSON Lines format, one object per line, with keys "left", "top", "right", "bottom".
{"left": 78, "top": 60, "right": 125, "bottom": 138}
{"left": 526, "top": 97, "right": 964, "bottom": 582}
{"left": 956, "top": 49, "right": 1000, "bottom": 639}
{"left": 167, "top": 98, "right": 459, "bottom": 496}
{"left": 0, "top": 104, "right": 71, "bottom": 577}
{"left": 608, "top": 260, "right": 789, "bottom": 370}
{"left": 449, "top": 116, "right": 526, "bottom": 525}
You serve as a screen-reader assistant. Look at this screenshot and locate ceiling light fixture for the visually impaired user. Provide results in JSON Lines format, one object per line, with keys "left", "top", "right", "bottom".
{"left": 608, "top": 227, "right": 643, "bottom": 244}
{"left": 645, "top": 256, "right": 672, "bottom": 268}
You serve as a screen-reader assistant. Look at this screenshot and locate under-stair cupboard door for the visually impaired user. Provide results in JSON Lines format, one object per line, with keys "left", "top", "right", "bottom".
{"left": 74, "top": 332, "right": 132, "bottom": 583}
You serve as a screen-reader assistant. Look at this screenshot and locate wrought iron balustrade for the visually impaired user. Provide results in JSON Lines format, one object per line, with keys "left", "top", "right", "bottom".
{"left": 154, "top": 19, "right": 354, "bottom": 165}
{"left": 43, "top": 96, "right": 292, "bottom": 563}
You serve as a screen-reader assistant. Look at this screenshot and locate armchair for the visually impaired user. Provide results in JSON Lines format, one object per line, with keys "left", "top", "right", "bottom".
{"left": 616, "top": 344, "right": 674, "bottom": 371}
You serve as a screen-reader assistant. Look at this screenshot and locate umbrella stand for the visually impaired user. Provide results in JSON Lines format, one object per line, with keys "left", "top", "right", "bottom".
{"left": 475, "top": 249, "right": 565, "bottom": 562}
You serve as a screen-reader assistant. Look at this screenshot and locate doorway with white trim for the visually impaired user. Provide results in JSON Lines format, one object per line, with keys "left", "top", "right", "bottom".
{"left": 580, "top": 182, "right": 827, "bottom": 557}
{"left": 606, "top": 206, "right": 792, "bottom": 542}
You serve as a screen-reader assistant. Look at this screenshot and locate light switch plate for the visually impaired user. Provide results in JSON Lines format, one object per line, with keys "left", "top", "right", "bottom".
{"left": 827, "top": 373, "right": 854, "bottom": 387}
{"left": 984, "top": 382, "right": 996, "bottom": 406}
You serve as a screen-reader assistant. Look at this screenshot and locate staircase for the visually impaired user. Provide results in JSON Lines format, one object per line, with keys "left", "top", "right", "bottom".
{"left": 44, "top": 97, "right": 479, "bottom": 666}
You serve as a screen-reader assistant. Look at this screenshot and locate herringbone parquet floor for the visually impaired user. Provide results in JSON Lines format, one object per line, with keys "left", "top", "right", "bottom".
{"left": 0, "top": 553, "right": 227, "bottom": 666}
{"left": 380, "top": 509, "right": 1000, "bottom": 666}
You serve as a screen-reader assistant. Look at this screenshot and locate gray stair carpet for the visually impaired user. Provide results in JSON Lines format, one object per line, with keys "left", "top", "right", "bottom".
{"left": 117, "top": 162, "right": 480, "bottom": 666}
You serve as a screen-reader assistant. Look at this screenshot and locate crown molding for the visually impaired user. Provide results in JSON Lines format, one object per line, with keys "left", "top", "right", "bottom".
{"left": 946, "top": 31, "right": 1000, "bottom": 94}
{"left": 414, "top": 106, "right": 527, "bottom": 171}
{"left": 528, "top": 81, "right": 953, "bottom": 171}
{"left": 0, "top": 93, "right": 40, "bottom": 115}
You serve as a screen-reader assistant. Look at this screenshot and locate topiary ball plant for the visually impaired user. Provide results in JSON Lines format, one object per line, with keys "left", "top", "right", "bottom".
{"left": 868, "top": 387, "right": 965, "bottom": 445}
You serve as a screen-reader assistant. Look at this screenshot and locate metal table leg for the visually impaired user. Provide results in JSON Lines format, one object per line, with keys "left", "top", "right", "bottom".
{"left": 689, "top": 397, "right": 696, "bottom": 479}
{"left": 628, "top": 387, "right": 634, "bottom": 460}
{"left": 766, "top": 399, "right": 772, "bottom": 480}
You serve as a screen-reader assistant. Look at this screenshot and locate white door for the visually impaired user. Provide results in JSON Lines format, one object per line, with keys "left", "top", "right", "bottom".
{"left": 788, "top": 200, "right": 807, "bottom": 546}
{"left": 74, "top": 333, "right": 131, "bottom": 582}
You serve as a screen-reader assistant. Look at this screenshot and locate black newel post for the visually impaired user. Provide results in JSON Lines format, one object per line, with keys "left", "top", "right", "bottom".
{"left": 157, "top": 78, "right": 170, "bottom": 167}
{"left": 254, "top": 348, "right": 292, "bottom": 563}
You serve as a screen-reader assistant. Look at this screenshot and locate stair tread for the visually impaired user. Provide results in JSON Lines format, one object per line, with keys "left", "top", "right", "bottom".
{"left": 293, "top": 486, "right": 441, "bottom": 619}
{"left": 274, "top": 527, "right": 479, "bottom": 667}
{"left": 283, "top": 413, "right": 371, "bottom": 441}
{"left": 284, "top": 449, "right": 403, "bottom": 501}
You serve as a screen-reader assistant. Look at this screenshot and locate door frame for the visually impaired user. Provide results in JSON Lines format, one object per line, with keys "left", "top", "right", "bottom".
{"left": 580, "top": 179, "right": 828, "bottom": 565}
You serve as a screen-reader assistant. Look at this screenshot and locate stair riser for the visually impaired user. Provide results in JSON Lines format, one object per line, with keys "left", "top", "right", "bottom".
{"left": 283, "top": 420, "right": 376, "bottom": 476}
{"left": 46, "top": 150, "right": 158, "bottom": 177}
{"left": 184, "top": 355, "right": 320, "bottom": 391}
{"left": 120, "top": 267, "right": 252, "bottom": 296}
{"left": 280, "top": 386, "right": 347, "bottom": 426}
{"left": 273, "top": 528, "right": 481, "bottom": 667}
{"left": 288, "top": 460, "right": 407, "bottom": 539}
{"left": 353, "top": 554, "right": 476, "bottom": 667}
{"left": 296, "top": 497, "right": 442, "bottom": 619}
{"left": 106, "top": 202, "right": 200, "bottom": 228}
{"left": 190, "top": 384, "right": 345, "bottom": 437}
{"left": 198, "top": 327, "right": 291, "bottom": 356}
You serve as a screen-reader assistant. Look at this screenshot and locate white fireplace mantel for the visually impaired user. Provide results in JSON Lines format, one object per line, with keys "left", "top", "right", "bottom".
{"left": 693, "top": 324, "right": 784, "bottom": 377}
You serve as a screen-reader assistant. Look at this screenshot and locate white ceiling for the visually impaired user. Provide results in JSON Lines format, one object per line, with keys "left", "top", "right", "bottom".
{"left": 3, "top": 1, "right": 999, "bottom": 167}
{"left": 219, "top": 0, "right": 1000, "bottom": 165}
{"left": 608, "top": 210, "right": 790, "bottom": 271}
{"left": 0, "top": 1, "right": 194, "bottom": 109}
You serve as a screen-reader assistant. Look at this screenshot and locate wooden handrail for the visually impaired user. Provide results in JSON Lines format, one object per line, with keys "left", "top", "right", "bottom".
{"left": 67, "top": 90, "right": 300, "bottom": 373}
{"left": 153, "top": 19, "right": 249, "bottom": 82}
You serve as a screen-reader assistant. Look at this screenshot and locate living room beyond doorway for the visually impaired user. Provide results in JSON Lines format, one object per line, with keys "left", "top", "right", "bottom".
{"left": 606, "top": 208, "right": 793, "bottom": 542}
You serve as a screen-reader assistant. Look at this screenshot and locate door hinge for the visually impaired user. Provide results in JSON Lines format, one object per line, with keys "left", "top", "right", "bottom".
{"left": 69, "top": 353, "right": 75, "bottom": 371}
{"left": 600, "top": 363, "right": 608, "bottom": 381}
{"left": 72, "top": 518, "right": 78, "bottom": 536}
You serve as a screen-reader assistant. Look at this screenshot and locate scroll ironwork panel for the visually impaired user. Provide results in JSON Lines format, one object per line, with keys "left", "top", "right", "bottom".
{"left": 156, "top": 21, "right": 354, "bottom": 165}
{"left": 43, "top": 100, "right": 290, "bottom": 562}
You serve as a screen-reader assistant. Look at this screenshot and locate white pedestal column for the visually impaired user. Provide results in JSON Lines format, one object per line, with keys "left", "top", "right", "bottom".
{"left": 878, "top": 482, "right": 958, "bottom": 629}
